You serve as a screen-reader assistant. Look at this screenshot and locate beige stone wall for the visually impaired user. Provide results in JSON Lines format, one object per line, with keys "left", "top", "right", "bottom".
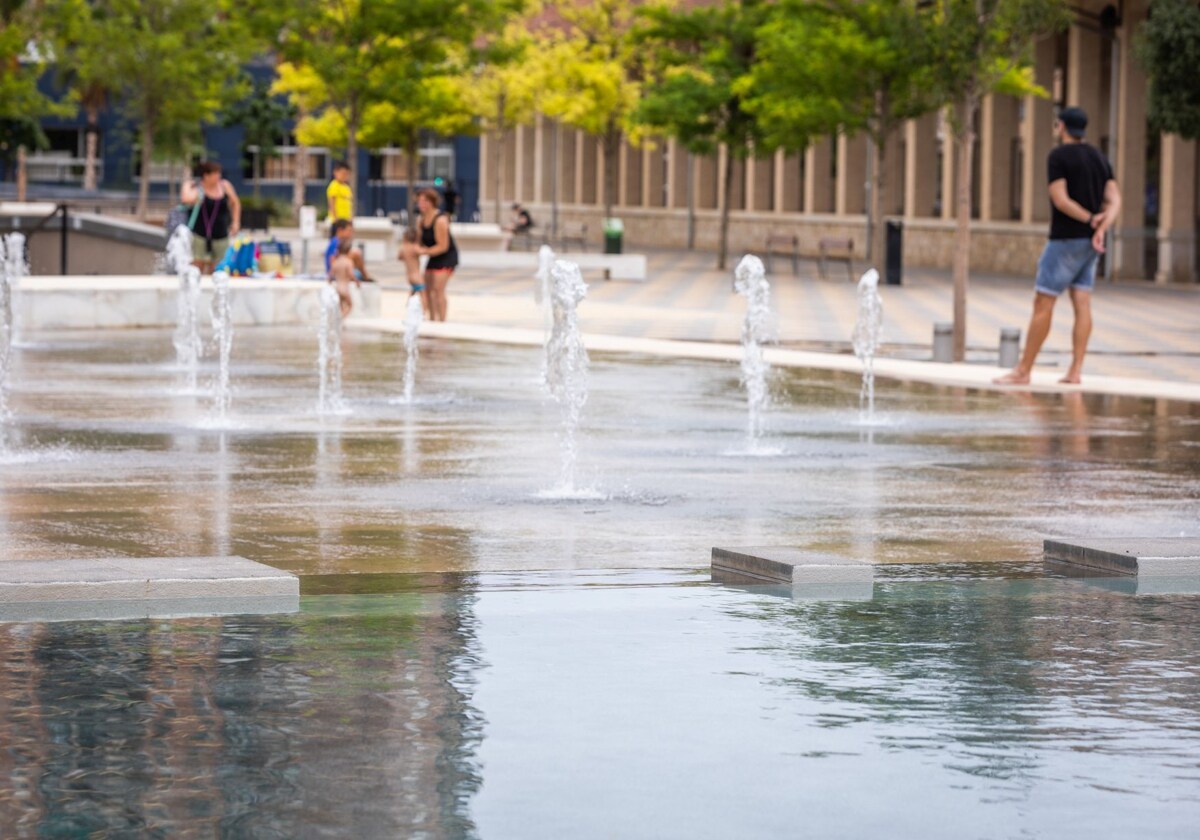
{"left": 522, "top": 203, "right": 1048, "bottom": 275}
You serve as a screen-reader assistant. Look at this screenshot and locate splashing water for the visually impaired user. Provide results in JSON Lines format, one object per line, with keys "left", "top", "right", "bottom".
{"left": 317, "top": 283, "right": 345, "bottom": 414}
{"left": 733, "top": 254, "right": 772, "bottom": 446}
{"left": 401, "top": 293, "right": 423, "bottom": 404}
{"left": 165, "top": 225, "right": 203, "bottom": 390}
{"left": 0, "top": 238, "right": 12, "bottom": 429}
{"left": 535, "top": 244, "right": 556, "bottom": 377}
{"left": 544, "top": 260, "right": 589, "bottom": 492}
{"left": 210, "top": 270, "right": 234, "bottom": 421}
{"left": 852, "top": 269, "right": 884, "bottom": 422}
{"left": 0, "top": 233, "right": 28, "bottom": 438}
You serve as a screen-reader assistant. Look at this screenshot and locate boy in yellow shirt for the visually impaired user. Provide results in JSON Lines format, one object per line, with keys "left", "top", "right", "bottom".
{"left": 326, "top": 160, "right": 353, "bottom": 223}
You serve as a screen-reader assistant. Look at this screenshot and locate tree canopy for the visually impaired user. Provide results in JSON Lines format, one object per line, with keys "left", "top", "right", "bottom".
{"left": 1136, "top": 0, "right": 1200, "bottom": 139}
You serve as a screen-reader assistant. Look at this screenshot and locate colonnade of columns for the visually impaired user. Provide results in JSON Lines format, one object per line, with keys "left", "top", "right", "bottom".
{"left": 481, "top": 3, "right": 1197, "bottom": 282}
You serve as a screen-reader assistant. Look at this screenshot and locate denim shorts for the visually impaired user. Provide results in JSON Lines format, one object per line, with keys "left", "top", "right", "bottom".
{"left": 1035, "top": 238, "right": 1098, "bottom": 296}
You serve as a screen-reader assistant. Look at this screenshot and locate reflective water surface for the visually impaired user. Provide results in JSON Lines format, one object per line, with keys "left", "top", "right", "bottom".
{"left": 1, "top": 327, "right": 1199, "bottom": 837}
{"left": 0, "top": 571, "right": 1197, "bottom": 838}
{"left": 1, "top": 328, "right": 1197, "bottom": 572}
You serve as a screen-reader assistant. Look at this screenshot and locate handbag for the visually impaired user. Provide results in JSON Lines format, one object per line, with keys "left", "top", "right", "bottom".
{"left": 164, "top": 200, "right": 202, "bottom": 239}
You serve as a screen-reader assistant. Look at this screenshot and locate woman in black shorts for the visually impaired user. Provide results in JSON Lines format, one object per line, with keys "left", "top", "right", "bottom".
{"left": 414, "top": 187, "right": 458, "bottom": 321}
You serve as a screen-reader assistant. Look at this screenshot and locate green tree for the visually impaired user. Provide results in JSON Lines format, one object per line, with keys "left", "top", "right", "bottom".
{"left": 1, "top": 1, "right": 63, "bottom": 193}
{"left": 1136, "top": 0, "right": 1200, "bottom": 139}
{"left": 538, "top": 0, "right": 647, "bottom": 227}
{"left": 258, "top": 0, "right": 520, "bottom": 218}
{"left": 459, "top": 17, "right": 542, "bottom": 225}
{"left": 746, "top": 0, "right": 940, "bottom": 273}
{"left": 46, "top": 0, "right": 253, "bottom": 218}
{"left": 223, "top": 76, "right": 297, "bottom": 199}
{"left": 931, "top": 0, "right": 1069, "bottom": 359}
{"left": 636, "top": 0, "right": 772, "bottom": 270}
{"left": 360, "top": 73, "right": 475, "bottom": 223}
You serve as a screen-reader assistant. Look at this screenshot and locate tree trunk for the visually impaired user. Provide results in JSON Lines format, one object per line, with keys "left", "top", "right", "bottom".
{"left": 16, "top": 145, "right": 27, "bottom": 202}
{"left": 717, "top": 144, "right": 734, "bottom": 271}
{"left": 493, "top": 93, "right": 506, "bottom": 225}
{"left": 293, "top": 107, "right": 309, "bottom": 223}
{"left": 951, "top": 95, "right": 977, "bottom": 362}
{"left": 603, "top": 126, "right": 620, "bottom": 223}
{"left": 83, "top": 104, "right": 100, "bottom": 192}
{"left": 137, "top": 123, "right": 153, "bottom": 220}
{"left": 407, "top": 134, "right": 419, "bottom": 228}
{"left": 869, "top": 132, "right": 887, "bottom": 273}
{"left": 254, "top": 149, "right": 262, "bottom": 200}
{"left": 346, "top": 118, "right": 358, "bottom": 218}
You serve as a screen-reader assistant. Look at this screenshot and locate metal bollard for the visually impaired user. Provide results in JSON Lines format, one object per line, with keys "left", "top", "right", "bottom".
{"left": 932, "top": 322, "right": 953, "bottom": 363}
{"left": 998, "top": 327, "right": 1021, "bottom": 368}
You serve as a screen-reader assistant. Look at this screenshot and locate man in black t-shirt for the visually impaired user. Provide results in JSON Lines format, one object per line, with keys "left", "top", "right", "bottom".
{"left": 995, "top": 106, "right": 1121, "bottom": 386}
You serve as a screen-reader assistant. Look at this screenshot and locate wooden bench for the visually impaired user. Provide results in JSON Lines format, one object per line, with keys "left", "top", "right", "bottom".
{"left": 818, "top": 237, "right": 854, "bottom": 280}
{"left": 764, "top": 232, "right": 799, "bottom": 275}
{"left": 555, "top": 222, "right": 589, "bottom": 252}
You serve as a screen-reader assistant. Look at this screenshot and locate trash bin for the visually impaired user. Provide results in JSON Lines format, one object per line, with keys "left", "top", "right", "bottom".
{"left": 603, "top": 218, "right": 624, "bottom": 254}
{"left": 885, "top": 220, "right": 903, "bottom": 285}
{"left": 932, "top": 322, "right": 953, "bottom": 363}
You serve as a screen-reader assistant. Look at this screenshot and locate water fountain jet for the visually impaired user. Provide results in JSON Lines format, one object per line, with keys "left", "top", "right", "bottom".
{"left": 210, "top": 270, "right": 234, "bottom": 421}
{"left": 733, "top": 254, "right": 772, "bottom": 449}
{"left": 544, "top": 260, "right": 590, "bottom": 494}
{"left": 317, "top": 283, "right": 345, "bottom": 415}
{"left": 400, "top": 293, "right": 424, "bottom": 404}
{"left": 852, "top": 269, "right": 883, "bottom": 424}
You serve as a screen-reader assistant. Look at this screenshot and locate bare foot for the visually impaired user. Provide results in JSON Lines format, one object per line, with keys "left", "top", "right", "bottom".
{"left": 993, "top": 370, "right": 1031, "bottom": 385}
{"left": 1058, "top": 374, "right": 1081, "bottom": 385}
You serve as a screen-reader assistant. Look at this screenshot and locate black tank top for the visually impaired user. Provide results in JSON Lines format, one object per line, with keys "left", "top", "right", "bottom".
{"left": 420, "top": 212, "right": 458, "bottom": 270}
{"left": 192, "top": 192, "right": 231, "bottom": 243}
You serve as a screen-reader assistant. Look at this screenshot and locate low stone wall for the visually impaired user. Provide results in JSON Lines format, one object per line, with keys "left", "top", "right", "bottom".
{"left": 14, "top": 276, "right": 381, "bottom": 331}
{"left": 512, "top": 203, "right": 1049, "bottom": 276}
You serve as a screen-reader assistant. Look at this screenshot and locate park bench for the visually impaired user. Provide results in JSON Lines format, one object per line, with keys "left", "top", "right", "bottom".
{"left": 450, "top": 222, "right": 507, "bottom": 251}
{"left": 764, "top": 232, "right": 800, "bottom": 276}
{"left": 555, "top": 221, "right": 589, "bottom": 253}
{"left": 818, "top": 236, "right": 855, "bottom": 281}
{"left": 350, "top": 216, "right": 395, "bottom": 262}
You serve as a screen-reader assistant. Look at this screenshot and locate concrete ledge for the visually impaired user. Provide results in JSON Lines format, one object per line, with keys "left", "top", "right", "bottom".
{"left": 0, "top": 557, "right": 299, "bottom": 622}
{"left": 711, "top": 546, "right": 873, "bottom": 585}
{"left": 457, "top": 250, "right": 647, "bottom": 281}
{"left": 1044, "top": 538, "right": 1200, "bottom": 577}
{"left": 15, "top": 275, "right": 381, "bottom": 329}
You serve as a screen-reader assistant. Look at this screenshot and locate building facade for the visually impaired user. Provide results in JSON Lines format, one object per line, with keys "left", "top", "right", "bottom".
{"left": 481, "top": 1, "right": 1197, "bottom": 283}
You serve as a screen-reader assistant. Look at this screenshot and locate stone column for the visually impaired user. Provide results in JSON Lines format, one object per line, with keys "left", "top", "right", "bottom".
{"left": 513, "top": 125, "right": 526, "bottom": 202}
{"left": 939, "top": 119, "right": 956, "bottom": 221}
{"left": 1067, "top": 25, "right": 1103, "bottom": 125}
{"left": 804, "top": 137, "right": 834, "bottom": 213}
{"left": 1113, "top": 9, "right": 1148, "bottom": 279}
{"left": 882, "top": 127, "right": 904, "bottom": 216}
{"left": 1021, "top": 38, "right": 1057, "bottom": 224}
{"left": 1155, "top": 134, "right": 1197, "bottom": 284}
{"left": 697, "top": 152, "right": 718, "bottom": 209}
{"left": 533, "top": 116, "right": 546, "bottom": 203}
{"left": 980, "top": 94, "right": 1020, "bottom": 221}
{"left": 747, "top": 152, "right": 773, "bottom": 211}
{"left": 904, "top": 114, "right": 938, "bottom": 218}
{"left": 559, "top": 126, "right": 577, "bottom": 204}
{"left": 668, "top": 140, "right": 688, "bottom": 208}
{"left": 836, "top": 134, "right": 867, "bottom": 215}
{"left": 578, "top": 132, "right": 597, "bottom": 205}
{"left": 778, "top": 150, "right": 802, "bottom": 213}
{"left": 479, "top": 133, "right": 491, "bottom": 212}
{"left": 645, "top": 145, "right": 666, "bottom": 208}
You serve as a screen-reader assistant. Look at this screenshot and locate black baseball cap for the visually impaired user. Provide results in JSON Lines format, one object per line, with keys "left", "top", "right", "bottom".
{"left": 1057, "top": 107, "right": 1087, "bottom": 138}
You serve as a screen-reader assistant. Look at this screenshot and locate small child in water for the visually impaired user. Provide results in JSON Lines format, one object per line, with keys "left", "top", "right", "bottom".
{"left": 327, "top": 238, "right": 360, "bottom": 317}
{"left": 398, "top": 227, "right": 427, "bottom": 314}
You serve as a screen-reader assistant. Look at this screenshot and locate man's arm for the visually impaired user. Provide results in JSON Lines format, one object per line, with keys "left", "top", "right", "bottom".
{"left": 1091, "top": 179, "right": 1122, "bottom": 252}
{"left": 1047, "top": 179, "right": 1093, "bottom": 224}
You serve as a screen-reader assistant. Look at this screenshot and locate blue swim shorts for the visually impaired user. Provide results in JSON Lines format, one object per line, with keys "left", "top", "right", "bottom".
{"left": 1035, "top": 238, "right": 1098, "bottom": 296}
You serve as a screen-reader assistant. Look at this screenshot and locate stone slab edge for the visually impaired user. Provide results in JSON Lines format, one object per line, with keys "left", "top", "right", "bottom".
{"left": 1044, "top": 539, "right": 1200, "bottom": 577}
{"left": 712, "top": 547, "right": 873, "bottom": 585}
{"left": 0, "top": 557, "right": 299, "bottom": 603}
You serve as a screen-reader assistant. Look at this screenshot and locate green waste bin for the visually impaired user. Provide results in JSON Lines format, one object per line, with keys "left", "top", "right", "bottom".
{"left": 603, "top": 217, "right": 624, "bottom": 254}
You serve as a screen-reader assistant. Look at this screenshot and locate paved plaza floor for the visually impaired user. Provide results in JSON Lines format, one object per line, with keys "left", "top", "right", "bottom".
{"left": 355, "top": 244, "right": 1199, "bottom": 400}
